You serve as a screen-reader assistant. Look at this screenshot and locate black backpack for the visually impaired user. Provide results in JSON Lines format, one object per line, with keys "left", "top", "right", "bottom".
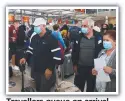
{"left": 69, "top": 26, "right": 80, "bottom": 42}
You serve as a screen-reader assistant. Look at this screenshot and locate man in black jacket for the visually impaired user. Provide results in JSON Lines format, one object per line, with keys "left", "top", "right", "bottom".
{"left": 72, "top": 19, "right": 103, "bottom": 92}
{"left": 20, "top": 18, "right": 62, "bottom": 92}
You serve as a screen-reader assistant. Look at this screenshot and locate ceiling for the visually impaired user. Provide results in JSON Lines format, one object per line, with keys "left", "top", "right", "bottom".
{"left": 8, "top": 9, "right": 116, "bottom": 23}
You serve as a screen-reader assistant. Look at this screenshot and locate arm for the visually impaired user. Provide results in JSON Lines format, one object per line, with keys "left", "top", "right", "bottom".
{"left": 111, "top": 56, "right": 116, "bottom": 76}
{"left": 9, "top": 26, "right": 13, "bottom": 42}
{"left": 71, "top": 40, "right": 79, "bottom": 66}
{"left": 103, "top": 51, "right": 116, "bottom": 76}
{"left": 47, "top": 36, "right": 62, "bottom": 71}
{"left": 58, "top": 32, "right": 66, "bottom": 49}
{"left": 20, "top": 35, "right": 36, "bottom": 64}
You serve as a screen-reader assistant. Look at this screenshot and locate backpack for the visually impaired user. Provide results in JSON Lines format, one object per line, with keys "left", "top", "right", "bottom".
{"left": 69, "top": 26, "right": 80, "bottom": 42}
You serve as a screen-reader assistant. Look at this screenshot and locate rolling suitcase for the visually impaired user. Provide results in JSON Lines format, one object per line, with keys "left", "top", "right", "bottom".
{"left": 60, "top": 53, "right": 74, "bottom": 80}
{"left": 55, "top": 68, "right": 81, "bottom": 92}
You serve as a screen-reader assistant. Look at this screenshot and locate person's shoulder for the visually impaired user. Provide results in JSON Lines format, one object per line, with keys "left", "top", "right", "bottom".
{"left": 46, "top": 34, "right": 58, "bottom": 46}
{"left": 98, "top": 49, "right": 106, "bottom": 57}
{"left": 46, "top": 33, "right": 57, "bottom": 41}
{"left": 30, "top": 32, "right": 39, "bottom": 41}
{"left": 93, "top": 30, "right": 102, "bottom": 38}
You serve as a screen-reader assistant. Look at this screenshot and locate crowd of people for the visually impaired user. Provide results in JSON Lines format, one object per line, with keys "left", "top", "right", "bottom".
{"left": 9, "top": 17, "right": 116, "bottom": 92}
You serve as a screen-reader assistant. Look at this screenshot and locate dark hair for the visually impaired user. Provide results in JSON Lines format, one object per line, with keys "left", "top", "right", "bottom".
{"left": 53, "top": 24, "right": 59, "bottom": 31}
{"left": 101, "top": 24, "right": 109, "bottom": 34}
{"left": 60, "top": 24, "right": 69, "bottom": 31}
{"left": 102, "top": 24, "right": 109, "bottom": 29}
{"left": 74, "top": 20, "right": 78, "bottom": 24}
{"left": 104, "top": 30, "right": 116, "bottom": 41}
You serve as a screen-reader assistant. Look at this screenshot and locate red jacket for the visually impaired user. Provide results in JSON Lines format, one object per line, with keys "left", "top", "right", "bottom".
{"left": 9, "top": 25, "right": 18, "bottom": 43}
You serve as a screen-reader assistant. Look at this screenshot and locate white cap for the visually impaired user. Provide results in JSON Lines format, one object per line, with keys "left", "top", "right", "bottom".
{"left": 93, "top": 26, "right": 101, "bottom": 32}
{"left": 33, "top": 18, "right": 46, "bottom": 26}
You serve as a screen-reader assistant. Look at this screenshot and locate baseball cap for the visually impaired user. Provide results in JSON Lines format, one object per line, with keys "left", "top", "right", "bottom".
{"left": 33, "top": 18, "right": 46, "bottom": 26}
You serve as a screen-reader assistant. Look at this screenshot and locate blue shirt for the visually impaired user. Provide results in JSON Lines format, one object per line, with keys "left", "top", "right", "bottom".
{"left": 52, "top": 31, "right": 66, "bottom": 49}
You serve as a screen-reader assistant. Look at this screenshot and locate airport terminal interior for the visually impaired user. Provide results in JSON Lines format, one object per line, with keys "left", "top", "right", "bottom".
{"left": 8, "top": 9, "right": 116, "bottom": 92}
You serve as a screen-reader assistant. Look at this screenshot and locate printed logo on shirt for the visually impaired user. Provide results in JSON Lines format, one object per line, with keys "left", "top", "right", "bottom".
{"left": 42, "top": 42, "right": 46, "bottom": 44}
{"left": 76, "top": 41, "right": 78, "bottom": 44}
{"left": 98, "top": 40, "right": 102, "bottom": 44}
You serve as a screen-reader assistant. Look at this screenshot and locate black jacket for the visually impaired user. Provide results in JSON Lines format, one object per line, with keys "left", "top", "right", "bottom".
{"left": 16, "top": 25, "right": 26, "bottom": 47}
{"left": 27, "top": 25, "right": 34, "bottom": 38}
{"left": 72, "top": 31, "right": 103, "bottom": 66}
{"left": 21, "top": 30, "right": 62, "bottom": 73}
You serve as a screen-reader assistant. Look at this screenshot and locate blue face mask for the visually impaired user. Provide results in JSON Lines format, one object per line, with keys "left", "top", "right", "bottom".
{"left": 81, "top": 27, "right": 88, "bottom": 34}
{"left": 103, "top": 41, "right": 113, "bottom": 50}
{"left": 34, "top": 26, "right": 42, "bottom": 34}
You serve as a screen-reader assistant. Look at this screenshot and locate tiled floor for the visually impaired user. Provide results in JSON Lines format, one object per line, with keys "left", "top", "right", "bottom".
{"left": 9, "top": 66, "right": 75, "bottom": 92}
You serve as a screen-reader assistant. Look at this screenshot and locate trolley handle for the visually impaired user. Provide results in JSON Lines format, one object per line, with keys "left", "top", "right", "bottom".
{"left": 19, "top": 63, "right": 26, "bottom": 72}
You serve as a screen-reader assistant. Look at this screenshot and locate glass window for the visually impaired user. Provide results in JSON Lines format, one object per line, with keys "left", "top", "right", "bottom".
{"left": 86, "top": 9, "right": 97, "bottom": 14}
{"left": 111, "top": 9, "right": 116, "bottom": 11}
{"left": 98, "top": 9, "right": 109, "bottom": 12}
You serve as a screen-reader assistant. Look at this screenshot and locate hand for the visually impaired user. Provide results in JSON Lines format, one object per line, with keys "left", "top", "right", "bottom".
{"left": 92, "top": 68, "right": 98, "bottom": 75}
{"left": 73, "top": 65, "right": 78, "bottom": 74}
{"left": 20, "top": 58, "right": 26, "bottom": 65}
{"left": 45, "top": 68, "right": 52, "bottom": 80}
{"left": 103, "top": 66, "right": 112, "bottom": 74}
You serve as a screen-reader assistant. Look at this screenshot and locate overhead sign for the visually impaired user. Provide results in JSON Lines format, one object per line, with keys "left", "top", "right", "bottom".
{"left": 22, "top": 16, "right": 29, "bottom": 22}
{"left": 75, "top": 9, "right": 85, "bottom": 13}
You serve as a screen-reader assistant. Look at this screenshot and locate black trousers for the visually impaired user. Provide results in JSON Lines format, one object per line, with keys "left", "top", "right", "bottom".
{"left": 34, "top": 70, "right": 56, "bottom": 92}
{"left": 9, "top": 42, "right": 16, "bottom": 55}
{"left": 74, "top": 65, "right": 96, "bottom": 92}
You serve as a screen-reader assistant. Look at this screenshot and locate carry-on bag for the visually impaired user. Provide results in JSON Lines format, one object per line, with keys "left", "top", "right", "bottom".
{"left": 60, "top": 53, "right": 74, "bottom": 80}
{"left": 55, "top": 68, "right": 81, "bottom": 92}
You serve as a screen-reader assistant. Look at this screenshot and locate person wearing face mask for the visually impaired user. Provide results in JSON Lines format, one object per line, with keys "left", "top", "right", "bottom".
{"left": 19, "top": 18, "right": 62, "bottom": 92}
{"left": 92, "top": 30, "right": 116, "bottom": 92}
{"left": 101, "top": 24, "right": 109, "bottom": 35}
{"left": 72, "top": 19, "right": 103, "bottom": 92}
